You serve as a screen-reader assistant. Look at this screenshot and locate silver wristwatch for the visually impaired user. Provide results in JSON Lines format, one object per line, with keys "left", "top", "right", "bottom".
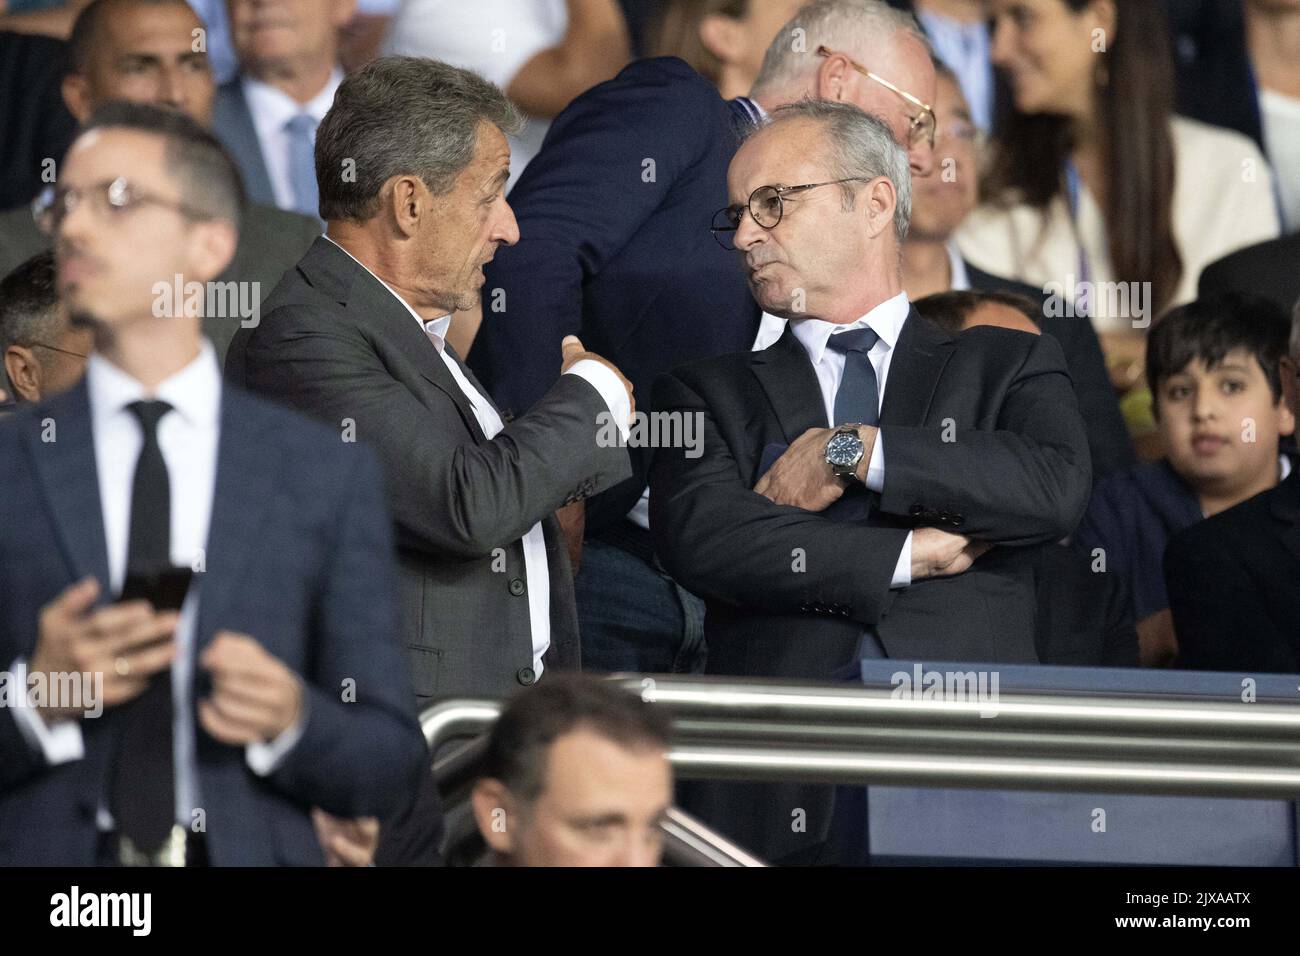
{"left": 824, "top": 425, "right": 865, "bottom": 481}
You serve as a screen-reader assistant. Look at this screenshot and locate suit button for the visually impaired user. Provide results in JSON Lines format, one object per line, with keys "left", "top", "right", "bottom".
{"left": 950, "top": 514, "right": 965, "bottom": 527}
{"left": 508, "top": 578, "right": 526, "bottom": 596}
{"left": 909, "top": 503, "right": 925, "bottom": 517}
{"left": 516, "top": 667, "right": 535, "bottom": 686}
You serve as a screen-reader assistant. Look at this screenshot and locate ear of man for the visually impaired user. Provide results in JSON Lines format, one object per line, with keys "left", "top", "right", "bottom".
{"left": 3, "top": 346, "right": 43, "bottom": 403}
{"left": 864, "top": 176, "right": 896, "bottom": 238}
{"left": 470, "top": 778, "right": 518, "bottom": 855}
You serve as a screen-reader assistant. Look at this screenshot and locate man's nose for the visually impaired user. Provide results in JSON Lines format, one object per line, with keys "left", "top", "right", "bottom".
{"left": 989, "top": 16, "right": 1014, "bottom": 67}
{"left": 909, "top": 138, "right": 936, "bottom": 178}
{"left": 1192, "top": 387, "right": 1218, "bottom": 422}
{"left": 156, "top": 69, "right": 185, "bottom": 109}
{"left": 494, "top": 199, "right": 520, "bottom": 247}
{"left": 611, "top": 835, "right": 659, "bottom": 868}
{"left": 58, "top": 192, "right": 94, "bottom": 242}
{"left": 734, "top": 208, "right": 766, "bottom": 252}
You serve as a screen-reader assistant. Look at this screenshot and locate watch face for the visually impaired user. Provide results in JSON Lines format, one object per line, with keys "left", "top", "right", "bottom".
{"left": 827, "top": 432, "right": 862, "bottom": 466}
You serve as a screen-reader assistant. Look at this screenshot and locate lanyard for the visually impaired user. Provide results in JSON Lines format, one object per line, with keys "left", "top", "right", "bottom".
{"left": 1063, "top": 161, "right": 1094, "bottom": 317}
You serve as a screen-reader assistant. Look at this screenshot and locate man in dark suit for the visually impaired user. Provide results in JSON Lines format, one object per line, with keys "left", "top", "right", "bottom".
{"left": 0, "top": 0, "right": 321, "bottom": 367}
{"left": 1165, "top": 307, "right": 1300, "bottom": 673}
{"left": 651, "top": 101, "right": 1091, "bottom": 862}
{"left": 212, "top": 0, "right": 351, "bottom": 215}
{"left": 1199, "top": 234, "right": 1300, "bottom": 318}
{"left": 471, "top": 0, "right": 939, "bottom": 676}
{"left": 0, "top": 30, "right": 77, "bottom": 211}
{"left": 0, "top": 102, "right": 424, "bottom": 866}
{"left": 227, "top": 57, "right": 633, "bottom": 700}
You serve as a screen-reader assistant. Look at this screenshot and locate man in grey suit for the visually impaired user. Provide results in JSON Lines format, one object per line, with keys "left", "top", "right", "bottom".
{"left": 0, "top": 0, "right": 320, "bottom": 368}
{"left": 226, "top": 57, "right": 634, "bottom": 700}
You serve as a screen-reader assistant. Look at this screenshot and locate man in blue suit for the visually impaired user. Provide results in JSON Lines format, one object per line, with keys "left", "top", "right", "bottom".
{"left": 470, "top": 0, "right": 938, "bottom": 676}
{"left": 0, "top": 101, "right": 426, "bottom": 866}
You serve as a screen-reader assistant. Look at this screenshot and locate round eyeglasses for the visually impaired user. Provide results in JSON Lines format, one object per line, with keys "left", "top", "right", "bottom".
{"left": 709, "top": 178, "right": 870, "bottom": 250}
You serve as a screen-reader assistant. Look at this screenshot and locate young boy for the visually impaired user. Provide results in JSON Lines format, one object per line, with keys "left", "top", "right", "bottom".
{"left": 1074, "top": 293, "right": 1296, "bottom": 666}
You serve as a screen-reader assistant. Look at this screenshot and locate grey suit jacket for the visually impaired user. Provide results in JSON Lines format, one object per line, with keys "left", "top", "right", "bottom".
{"left": 226, "top": 237, "right": 632, "bottom": 699}
{"left": 0, "top": 202, "right": 318, "bottom": 368}
{"left": 212, "top": 79, "right": 276, "bottom": 207}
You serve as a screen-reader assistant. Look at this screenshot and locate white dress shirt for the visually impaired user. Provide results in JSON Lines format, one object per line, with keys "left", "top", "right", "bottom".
{"left": 10, "top": 342, "right": 302, "bottom": 828}
{"left": 242, "top": 68, "right": 343, "bottom": 213}
{"left": 323, "top": 236, "right": 630, "bottom": 675}
{"left": 751, "top": 293, "right": 915, "bottom": 588}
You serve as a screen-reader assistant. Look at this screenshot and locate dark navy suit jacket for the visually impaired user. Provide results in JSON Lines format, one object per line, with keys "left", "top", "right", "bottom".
{"left": 470, "top": 57, "right": 760, "bottom": 530}
{"left": 0, "top": 379, "right": 426, "bottom": 865}
{"left": 1073, "top": 460, "right": 1204, "bottom": 621}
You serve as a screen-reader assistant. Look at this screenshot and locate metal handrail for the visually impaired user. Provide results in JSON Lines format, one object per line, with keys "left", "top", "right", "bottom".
{"left": 420, "top": 678, "right": 1300, "bottom": 798}
{"left": 419, "top": 676, "right": 1300, "bottom": 864}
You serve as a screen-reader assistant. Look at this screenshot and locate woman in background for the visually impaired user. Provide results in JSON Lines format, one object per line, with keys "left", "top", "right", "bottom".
{"left": 650, "top": 0, "right": 805, "bottom": 98}
{"left": 957, "top": 0, "right": 1278, "bottom": 450}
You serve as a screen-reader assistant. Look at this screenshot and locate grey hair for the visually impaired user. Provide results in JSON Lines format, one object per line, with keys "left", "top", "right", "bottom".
{"left": 750, "top": 0, "right": 930, "bottom": 100}
{"left": 315, "top": 56, "right": 523, "bottom": 222}
{"left": 761, "top": 98, "right": 912, "bottom": 243}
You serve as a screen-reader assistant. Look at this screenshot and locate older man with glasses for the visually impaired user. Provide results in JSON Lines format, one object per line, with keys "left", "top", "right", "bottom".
{"left": 0, "top": 251, "right": 93, "bottom": 405}
{"left": 650, "top": 98, "right": 1091, "bottom": 864}
{"left": 470, "top": 0, "right": 940, "bottom": 687}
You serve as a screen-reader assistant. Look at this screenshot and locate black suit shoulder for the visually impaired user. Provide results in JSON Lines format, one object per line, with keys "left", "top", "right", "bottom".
{"left": 1198, "top": 234, "right": 1300, "bottom": 313}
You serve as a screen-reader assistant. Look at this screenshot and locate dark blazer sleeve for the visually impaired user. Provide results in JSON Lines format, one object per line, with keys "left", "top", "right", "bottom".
{"left": 241, "top": 309, "right": 631, "bottom": 560}
{"left": 1164, "top": 520, "right": 1287, "bottom": 672}
{"left": 0, "top": 687, "right": 50, "bottom": 793}
{"left": 1038, "top": 312, "right": 1134, "bottom": 481}
{"left": 263, "top": 446, "right": 426, "bottom": 819}
{"left": 878, "top": 332, "right": 1092, "bottom": 545}
{"left": 471, "top": 58, "right": 720, "bottom": 413}
{"left": 650, "top": 370, "right": 909, "bottom": 628}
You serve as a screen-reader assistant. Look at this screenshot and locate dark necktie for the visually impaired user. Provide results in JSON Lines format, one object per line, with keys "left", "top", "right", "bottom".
{"left": 109, "top": 399, "right": 176, "bottom": 852}
{"left": 826, "top": 326, "right": 880, "bottom": 426}
{"left": 824, "top": 329, "right": 889, "bottom": 659}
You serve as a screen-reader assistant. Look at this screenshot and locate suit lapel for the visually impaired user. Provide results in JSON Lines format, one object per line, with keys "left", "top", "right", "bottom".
{"left": 194, "top": 387, "right": 281, "bottom": 645}
{"left": 879, "top": 308, "right": 956, "bottom": 427}
{"left": 299, "top": 237, "right": 489, "bottom": 443}
{"left": 750, "top": 325, "right": 828, "bottom": 442}
{"left": 25, "top": 382, "right": 111, "bottom": 592}
{"left": 215, "top": 82, "right": 276, "bottom": 207}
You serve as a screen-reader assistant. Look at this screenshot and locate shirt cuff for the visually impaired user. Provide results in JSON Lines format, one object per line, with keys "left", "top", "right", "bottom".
{"left": 890, "top": 531, "right": 913, "bottom": 589}
{"left": 565, "top": 359, "right": 631, "bottom": 440}
{"left": 7, "top": 658, "right": 85, "bottom": 765}
{"left": 864, "top": 429, "right": 885, "bottom": 492}
{"left": 246, "top": 694, "right": 308, "bottom": 776}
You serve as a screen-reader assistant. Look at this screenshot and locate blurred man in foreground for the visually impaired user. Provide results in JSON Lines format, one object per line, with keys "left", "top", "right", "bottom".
{"left": 470, "top": 675, "right": 672, "bottom": 867}
{"left": 0, "top": 102, "right": 423, "bottom": 865}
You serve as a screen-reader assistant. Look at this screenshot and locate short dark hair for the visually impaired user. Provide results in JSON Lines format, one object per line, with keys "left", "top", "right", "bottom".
{"left": 1147, "top": 293, "right": 1291, "bottom": 415}
{"left": 915, "top": 289, "right": 1042, "bottom": 333}
{"left": 68, "top": 0, "right": 196, "bottom": 75}
{"left": 315, "top": 56, "right": 522, "bottom": 222}
{"left": 77, "top": 100, "right": 245, "bottom": 230}
{"left": 479, "top": 675, "right": 671, "bottom": 805}
{"left": 0, "top": 251, "right": 61, "bottom": 356}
